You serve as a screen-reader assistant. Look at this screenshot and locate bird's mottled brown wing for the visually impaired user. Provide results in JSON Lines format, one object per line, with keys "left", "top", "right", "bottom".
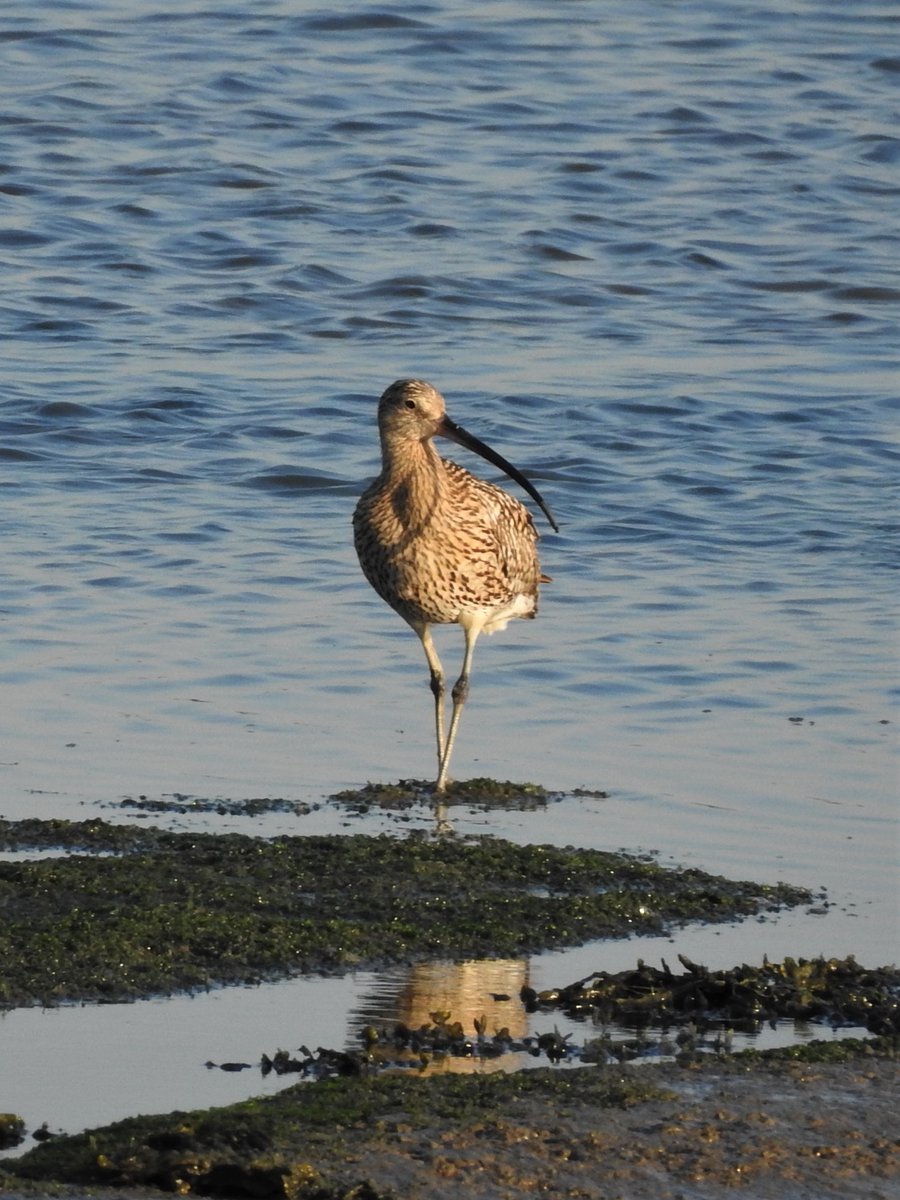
{"left": 441, "top": 460, "right": 542, "bottom": 599}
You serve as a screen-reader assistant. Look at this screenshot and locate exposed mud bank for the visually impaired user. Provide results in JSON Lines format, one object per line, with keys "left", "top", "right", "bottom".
{"left": 0, "top": 817, "right": 812, "bottom": 1010}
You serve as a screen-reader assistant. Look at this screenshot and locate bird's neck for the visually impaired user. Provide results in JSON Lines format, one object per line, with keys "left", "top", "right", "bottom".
{"left": 380, "top": 434, "right": 441, "bottom": 478}
{"left": 379, "top": 438, "right": 447, "bottom": 529}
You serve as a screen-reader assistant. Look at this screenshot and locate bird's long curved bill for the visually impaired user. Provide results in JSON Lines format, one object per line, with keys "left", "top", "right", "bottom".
{"left": 438, "top": 416, "right": 559, "bottom": 532}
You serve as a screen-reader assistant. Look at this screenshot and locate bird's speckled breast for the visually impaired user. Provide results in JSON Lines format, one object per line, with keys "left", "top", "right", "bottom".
{"left": 353, "top": 458, "right": 542, "bottom": 628}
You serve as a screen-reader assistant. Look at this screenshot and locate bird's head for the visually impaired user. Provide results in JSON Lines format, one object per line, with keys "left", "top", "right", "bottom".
{"left": 374, "top": 378, "right": 559, "bottom": 531}
{"left": 377, "top": 379, "right": 447, "bottom": 443}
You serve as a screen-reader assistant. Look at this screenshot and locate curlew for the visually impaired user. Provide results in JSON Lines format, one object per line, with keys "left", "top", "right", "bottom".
{"left": 353, "top": 379, "right": 558, "bottom": 793}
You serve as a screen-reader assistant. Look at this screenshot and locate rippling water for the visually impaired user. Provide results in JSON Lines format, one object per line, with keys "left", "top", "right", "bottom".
{"left": 1, "top": 0, "right": 897, "bottom": 1152}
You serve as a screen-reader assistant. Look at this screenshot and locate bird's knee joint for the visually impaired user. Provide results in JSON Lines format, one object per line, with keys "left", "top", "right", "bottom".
{"left": 451, "top": 675, "right": 469, "bottom": 704}
{"left": 429, "top": 671, "right": 444, "bottom": 699}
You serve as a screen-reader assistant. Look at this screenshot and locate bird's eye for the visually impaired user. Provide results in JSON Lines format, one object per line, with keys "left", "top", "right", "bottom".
{"left": 404, "top": 399, "right": 416, "bottom": 410}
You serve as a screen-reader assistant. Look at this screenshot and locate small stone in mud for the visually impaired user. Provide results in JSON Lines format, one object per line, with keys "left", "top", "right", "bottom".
{"left": 0, "top": 1112, "right": 25, "bottom": 1149}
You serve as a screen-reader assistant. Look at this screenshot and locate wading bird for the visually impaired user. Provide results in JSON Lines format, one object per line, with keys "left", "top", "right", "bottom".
{"left": 353, "top": 379, "right": 558, "bottom": 792}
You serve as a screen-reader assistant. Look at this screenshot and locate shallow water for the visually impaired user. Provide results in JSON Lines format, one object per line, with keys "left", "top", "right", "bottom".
{"left": 1, "top": 0, "right": 897, "bottom": 1155}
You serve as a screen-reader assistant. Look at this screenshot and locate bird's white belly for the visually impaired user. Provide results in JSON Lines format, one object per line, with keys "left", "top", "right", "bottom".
{"left": 461, "top": 592, "right": 536, "bottom": 636}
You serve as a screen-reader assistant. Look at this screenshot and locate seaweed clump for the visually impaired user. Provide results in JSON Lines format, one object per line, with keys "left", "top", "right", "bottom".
{"left": 250, "top": 956, "right": 899, "bottom": 1081}
{"left": 527, "top": 954, "right": 900, "bottom": 1037}
{"left": 114, "top": 794, "right": 314, "bottom": 817}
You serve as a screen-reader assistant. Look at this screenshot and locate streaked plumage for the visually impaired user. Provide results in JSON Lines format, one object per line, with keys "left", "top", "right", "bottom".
{"left": 353, "top": 379, "right": 558, "bottom": 793}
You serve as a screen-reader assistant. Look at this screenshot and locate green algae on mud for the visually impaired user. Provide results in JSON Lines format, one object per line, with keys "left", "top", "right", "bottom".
{"left": 0, "top": 817, "right": 814, "bottom": 1010}
{"left": 103, "top": 777, "right": 594, "bottom": 821}
{"left": 113, "top": 794, "right": 314, "bottom": 817}
{"left": 330, "top": 777, "right": 570, "bottom": 812}
{"left": 5, "top": 1040, "right": 898, "bottom": 1200}
{"left": 103, "top": 777, "right": 583, "bottom": 819}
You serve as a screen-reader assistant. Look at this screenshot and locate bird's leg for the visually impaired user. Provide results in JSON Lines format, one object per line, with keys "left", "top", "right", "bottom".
{"left": 417, "top": 625, "right": 446, "bottom": 774}
{"left": 435, "top": 621, "right": 481, "bottom": 793}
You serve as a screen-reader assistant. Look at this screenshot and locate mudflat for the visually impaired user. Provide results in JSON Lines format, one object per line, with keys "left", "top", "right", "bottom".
{"left": 4, "top": 1042, "right": 898, "bottom": 1199}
